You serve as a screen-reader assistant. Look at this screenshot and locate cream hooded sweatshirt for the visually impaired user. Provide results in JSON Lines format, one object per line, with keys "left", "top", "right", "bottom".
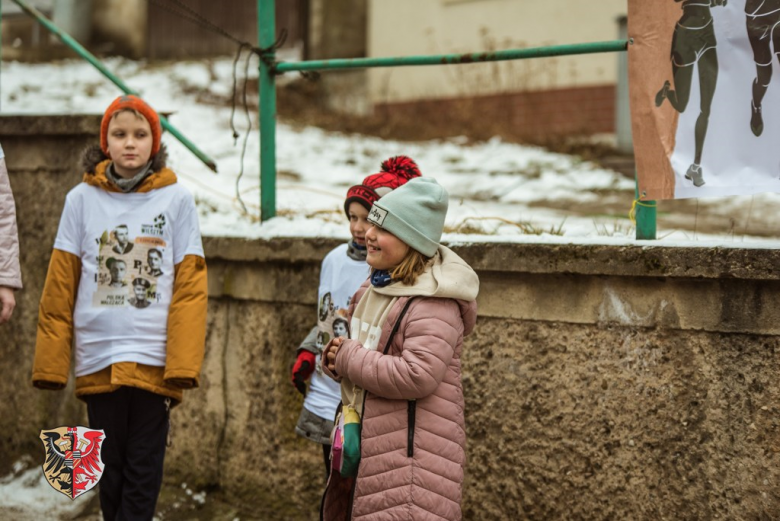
{"left": 339, "top": 244, "right": 479, "bottom": 410}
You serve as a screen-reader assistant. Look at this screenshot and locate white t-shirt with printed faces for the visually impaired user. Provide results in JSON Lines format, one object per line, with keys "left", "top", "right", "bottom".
{"left": 302, "top": 243, "right": 370, "bottom": 420}
{"left": 54, "top": 182, "right": 204, "bottom": 377}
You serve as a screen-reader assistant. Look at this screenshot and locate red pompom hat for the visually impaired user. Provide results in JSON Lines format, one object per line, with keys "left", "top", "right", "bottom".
{"left": 100, "top": 95, "right": 163, "bottom": 157}
{"left": 344, "top": 156, "right": 422, "bottom": 216}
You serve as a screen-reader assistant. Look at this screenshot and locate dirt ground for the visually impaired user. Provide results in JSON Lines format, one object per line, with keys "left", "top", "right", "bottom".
{"left": 0, "top": 482, "right": 251, "bottom": 521}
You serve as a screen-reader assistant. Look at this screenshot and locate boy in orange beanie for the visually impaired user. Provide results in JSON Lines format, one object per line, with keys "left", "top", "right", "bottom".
{"left": 32, "top": 94, "right": 207, "bottom": 519}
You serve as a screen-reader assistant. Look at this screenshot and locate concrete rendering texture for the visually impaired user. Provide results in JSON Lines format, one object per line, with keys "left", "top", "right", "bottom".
{"left": 196, "top": 238, "right": 780, "bottom": 520}
{"left": 1, "top": 115, "right": 778, "bottom": 519}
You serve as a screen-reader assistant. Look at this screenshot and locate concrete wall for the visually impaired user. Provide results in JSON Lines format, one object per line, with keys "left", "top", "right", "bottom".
{"left": 363, "top": 0, "right": 628, "bottom": 137}
{"left": 307, "top": 0, "right": 370, "bottom": 115}
{"left": 1, "top": 116, "right": 779, "bottom": 519}
{"left": 91, "top": 0, "right": 147, "bottom": 58}
{"left": 366, "top": 0, "right": 626, "bottom": 103}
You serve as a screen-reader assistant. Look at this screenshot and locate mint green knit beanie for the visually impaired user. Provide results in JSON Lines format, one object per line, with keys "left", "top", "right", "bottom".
{"left": 367, "top": 177, "right": 448, "bottom": 257}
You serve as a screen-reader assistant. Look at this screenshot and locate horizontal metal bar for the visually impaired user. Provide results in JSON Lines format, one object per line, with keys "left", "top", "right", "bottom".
{"left": 275, "top": 40, "right": 628, "bottom": 73}
{"left": 11, "top": 0, "right": 218, "bottom": 173}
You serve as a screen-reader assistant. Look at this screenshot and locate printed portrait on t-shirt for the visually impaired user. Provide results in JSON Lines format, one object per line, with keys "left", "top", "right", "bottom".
{"left": 316, "top": 331, "right": 330, "bottom": 352}
{"left": 318, "top": 292, "right": 333, "bottom": 322}
{"left": 93, "top": 218, "right": 168, "bottom": 308}
{"left": 317, "top": 297, "right": 350, "bottom": 357}
{"left": 146, "top": 248, "right": 163, "bottom": 277}
{"left": 128, "top": 277, "right": 152, "bottom": 309}
{"left": 332, "top": 317, "right": 349, "bottom": 338}
{"left": 106, "top": 257, "right": 127, "bottom": 288}
{"left": 111, "top": 224, "right": 134, "bottom": 254}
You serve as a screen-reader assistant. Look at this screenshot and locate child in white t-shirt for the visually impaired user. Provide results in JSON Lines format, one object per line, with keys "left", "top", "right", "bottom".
{"left": 32, "top": 95, "right": 208, "bottom": 520}
{"left": 291, "top": 156, "right": 422, "bottom": 478}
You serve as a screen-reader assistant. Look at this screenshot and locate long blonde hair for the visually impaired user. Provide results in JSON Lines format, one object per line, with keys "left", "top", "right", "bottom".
{"left": 389, "top": 248, "right": 431, "bottom": 286}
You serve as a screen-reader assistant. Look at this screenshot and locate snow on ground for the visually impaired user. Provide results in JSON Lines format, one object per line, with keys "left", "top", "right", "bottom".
{"left": 0, "top": 457, "right": 92, "bottom": 520}
{"left": 0, "top": 456, "right": 211, "bottom": 520}
{"left": 3, "top": 54, "right": 780, "bottom": 249}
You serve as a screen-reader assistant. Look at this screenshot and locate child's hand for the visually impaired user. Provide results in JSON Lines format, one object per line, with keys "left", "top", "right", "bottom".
{"left": 325, "top": 337, "right": 344, "bottom": 374}
{"left": 0, "top": 287, "right": 16, "bottom": 325}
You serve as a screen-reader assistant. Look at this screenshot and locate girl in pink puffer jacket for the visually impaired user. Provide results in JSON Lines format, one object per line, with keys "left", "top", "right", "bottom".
{"left": 0, "top": 145, "right": 22, "bottom": 324}
{"left": 322, "top": 177, "right": 479, "bottom": 521}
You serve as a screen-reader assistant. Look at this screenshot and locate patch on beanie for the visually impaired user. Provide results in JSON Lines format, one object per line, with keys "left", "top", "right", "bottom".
{"left": 348, "top": 185, "right": 377, "bottom": 202}
{"left": 368, "top": 205, "right": 388, "bottom": 226}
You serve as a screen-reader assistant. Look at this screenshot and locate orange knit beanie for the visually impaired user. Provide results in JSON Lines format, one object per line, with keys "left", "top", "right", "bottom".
{"left": 100, "top": 95, "right": 162, "bottom": 157}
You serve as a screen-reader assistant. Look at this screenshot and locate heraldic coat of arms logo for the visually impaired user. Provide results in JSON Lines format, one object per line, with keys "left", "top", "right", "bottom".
{"left": 39, "top": 426, "right": 106, "bottom": 499}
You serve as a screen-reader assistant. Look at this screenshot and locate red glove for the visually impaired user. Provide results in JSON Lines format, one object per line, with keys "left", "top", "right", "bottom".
{"left": 291, "top": 350, "right": 316, "bottom": 396}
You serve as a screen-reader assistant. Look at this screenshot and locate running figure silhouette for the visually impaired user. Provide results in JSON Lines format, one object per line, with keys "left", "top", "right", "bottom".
{"left": 655, "top": 0, "right": 728, "bottom": 187}
{"left": 746, "top": 0, "right": 780, "bottom": 137}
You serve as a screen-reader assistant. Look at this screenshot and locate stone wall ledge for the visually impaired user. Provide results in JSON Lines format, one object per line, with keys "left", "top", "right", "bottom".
{"left": 0, "top": 114, "right": 102, "bottom": 136}
{"left": 204, "top": 236, "right": 780, "bottom": 280}
{"left": 205, "top": 237, "right": 780, "bottom": 335}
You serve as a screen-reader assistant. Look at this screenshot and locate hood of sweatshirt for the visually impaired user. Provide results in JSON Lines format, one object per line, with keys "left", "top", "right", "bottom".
{"left": 373, "top": 244, "right": 479, "bottom": 301}
{"left": 373, "top": 244, "right": 479, "bottom": 336}
{"left": 80, "top": 143, "right": 177, "bottom": 193}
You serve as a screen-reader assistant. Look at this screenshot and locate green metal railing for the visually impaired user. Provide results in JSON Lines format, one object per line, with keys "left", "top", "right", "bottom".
{"left": 259, "top": 2, "right": 655, "bottom": 239}
{"left": 9, "top": 0, "right": 218, "bottom": 173}
{"left": 274, "top": 40, "right": 630, "bottom": 73}
{"left": 634, "top": 179, "right": 657, "bottom": 240}
{"left": 258, "top": 0, "right": 276, "bottom": 221}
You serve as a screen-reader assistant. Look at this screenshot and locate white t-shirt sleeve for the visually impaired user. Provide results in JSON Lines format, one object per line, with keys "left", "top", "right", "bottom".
{"left": 53, "top": 192, "right": 82, "bottom": 256}
{"left": 172, "top": 190, "right": 204, "bottom": 265}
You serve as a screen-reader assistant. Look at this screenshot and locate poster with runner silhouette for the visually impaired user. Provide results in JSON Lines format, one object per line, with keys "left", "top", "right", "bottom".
{"left": 630, "top": 0, "right": 780, "bottom": 199}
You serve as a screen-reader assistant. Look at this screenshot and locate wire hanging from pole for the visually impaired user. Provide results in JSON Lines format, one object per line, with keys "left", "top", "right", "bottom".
{"left": 148, "top": 0, "right": 291, "bottom": 219}
{"left": 231, "top": 43, "right": 254, "bottom": 217}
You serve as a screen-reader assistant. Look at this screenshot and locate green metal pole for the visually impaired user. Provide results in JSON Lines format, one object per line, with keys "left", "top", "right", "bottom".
{"left": 634, "top": 177, "right": 657, "bottom": 240}
{"left": 11, "top": 0, "right": 218, "bottom": 173}
{"left": 276, "top": 40, "right": 628, "bottom": 72}
{"left": 258, "top": 0, "right": 276, "bottom": 221}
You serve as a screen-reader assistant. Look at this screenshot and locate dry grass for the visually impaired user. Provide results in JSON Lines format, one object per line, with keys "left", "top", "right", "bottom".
{"left": 593, "top": 219, "right": 634, "bottom": 237}
{"left": 446, "top": 216, "right": 566, "bottom": 236}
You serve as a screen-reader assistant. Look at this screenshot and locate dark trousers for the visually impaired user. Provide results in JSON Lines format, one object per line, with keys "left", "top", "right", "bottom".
{"left": 85, "top": 387, "right": 169, "bottom": 521}
{"left": 322, "top": 443, "right": 331, "bottom": 481}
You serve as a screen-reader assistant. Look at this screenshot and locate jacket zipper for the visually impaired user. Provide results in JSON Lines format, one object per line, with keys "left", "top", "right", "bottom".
{"left": 407, "top": 399, "right": 416, "bottom": 457}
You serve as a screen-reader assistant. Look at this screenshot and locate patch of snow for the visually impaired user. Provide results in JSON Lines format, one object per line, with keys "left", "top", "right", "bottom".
{"left": 0, "top": 458, "right": 91, "bottom": 520}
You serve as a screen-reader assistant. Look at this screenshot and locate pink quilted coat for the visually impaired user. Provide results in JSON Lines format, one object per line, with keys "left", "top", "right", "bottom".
{"left": 321, "top": 246, "right": 478, "bottom": 521}
{"left": 0, "top": 155, "right": 22, "bottom": 289}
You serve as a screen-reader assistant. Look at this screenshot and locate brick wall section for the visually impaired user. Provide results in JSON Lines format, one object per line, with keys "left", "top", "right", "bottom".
{"left": 375, "top": 84, "right": 615, "bottom": 141}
